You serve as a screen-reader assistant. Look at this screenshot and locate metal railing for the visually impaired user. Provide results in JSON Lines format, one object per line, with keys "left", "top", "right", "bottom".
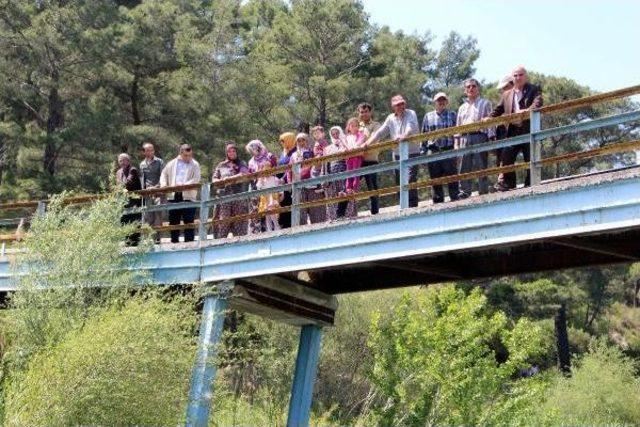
{"left": 1, "top": 84, "right": 639, "bottom": 245}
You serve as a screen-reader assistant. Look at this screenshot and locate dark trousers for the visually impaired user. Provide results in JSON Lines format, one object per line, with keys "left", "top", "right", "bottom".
{"left": 121, "top": 200, "right": 141, "bottom": 246}
{"left": 499, "top": 142, "right": 531, "bottom": 189}
{"left": 279, "top": 190, "right": 292, "bottom": 229}
{"left": 427, "top": 147, "right": 459, "bottom": 204}
{"left": 361, "top": 160, "right": 379, "bottom": 215}
{"left": 336, "top": 200, "right": 348, "bottom": 218}
{"left": 169, "top": 192, "right": 196, "bottom": 243}
{"left": 394, "top": 153, "right": 420, "bottom": 208}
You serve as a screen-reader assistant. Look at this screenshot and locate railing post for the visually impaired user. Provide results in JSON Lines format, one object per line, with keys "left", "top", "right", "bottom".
{"left": 529, "top": 110, "right": 542, "bottom": 186}
{"left": 185, "top": 281, "right": 233, "bottom": 427}
{"left": 36, "top": 200, "right": 46, "bottom": 217}
{"left": 291, "top": 163, "right": 301, "bottom": 227}
{"left": 398, "top": 140, "right": 410, "bottom": 210}
{"left": 198, "top": 183, "right": 211, "bottom": 242}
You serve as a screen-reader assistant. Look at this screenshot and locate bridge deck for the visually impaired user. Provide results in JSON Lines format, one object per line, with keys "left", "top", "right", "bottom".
{"left": 149, "top": 167, "right": 640, "bottom": 293}
{"left": 1, "top": 167, "right": 639, "bottom": 295}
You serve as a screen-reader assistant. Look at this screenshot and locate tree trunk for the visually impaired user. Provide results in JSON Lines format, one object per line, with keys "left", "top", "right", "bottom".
{"left": 131, "top": 74, "right": 141, "bottom": 126}
{"left": 44, "top": 84, "right": 64, "bottom": 176}
{"left": 555, "top": 303, "right": 571, "bottom": 375}
{"left": 319, "top": 92, "right": 327, "bottom": 128}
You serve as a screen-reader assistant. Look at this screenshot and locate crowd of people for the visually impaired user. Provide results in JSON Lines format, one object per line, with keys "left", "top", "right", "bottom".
{"left": 115, "top": 66, "right": 542, "bottom": 243}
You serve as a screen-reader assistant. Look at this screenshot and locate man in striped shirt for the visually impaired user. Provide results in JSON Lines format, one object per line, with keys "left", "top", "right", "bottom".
{"left": 455, "top": 78, "right": 495, "bottom": 198}
{"left": 421, "top": 92, "right": 459, "bottom": 203}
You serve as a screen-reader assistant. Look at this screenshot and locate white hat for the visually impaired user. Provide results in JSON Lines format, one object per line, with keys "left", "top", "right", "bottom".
{"left": 391, "top": 94, "right": 406, "bottom": 106}
{"left": 433, "top": 92, "right": 448, "bottom": 101}
{"left": 497, "top": 75, "right": 514, "bottom": 90}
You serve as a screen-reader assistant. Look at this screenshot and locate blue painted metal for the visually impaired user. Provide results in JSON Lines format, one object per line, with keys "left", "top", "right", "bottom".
{"left": 287, "top": 324, "right": 323, "bottom": 427}
{"left": 398, "top": 140, "right": 410, "bottom": 210}
{"left": 530, "top": 110, "right": 542, "bottom": 185}
{"left": 1, "top": 173, "right": 639, "bottom": 291}
{"left": 291, "top": 163, "right": 301, "bottom": 227}
{"left": 198, "top": 183, "right": 210, "bottom": 242}
{"left": 185, "top": 284, "right": 231, "bottom": 427}
{"left": 533, "top": 110, "right": 640, "bottom": 141}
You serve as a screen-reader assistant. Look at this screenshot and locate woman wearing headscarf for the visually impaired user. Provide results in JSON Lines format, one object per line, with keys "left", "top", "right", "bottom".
{"left": 246, "top": 139, "right": 277, "bottom": 234}
{"left": 288, "top": 133, "right": 326, "bottom": 225}
{"left": 212, "top": 141, "right": 250, "bottom": 238}
{"left": 324, "top": 126, "right": 356, "bottom": 220}
{"left": 277, "top": 132, "right": 297, "bottom": 228}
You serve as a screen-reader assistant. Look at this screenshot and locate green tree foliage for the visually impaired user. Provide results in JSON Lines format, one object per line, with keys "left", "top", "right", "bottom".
{"left": 368, "top": 285, "right": 547, "bottom": 426}
{"left": 3, "top": 296, "right": 196, "bottom": 426}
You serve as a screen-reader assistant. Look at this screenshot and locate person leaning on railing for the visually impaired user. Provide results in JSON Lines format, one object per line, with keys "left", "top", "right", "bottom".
{"left": 324, "top": 126, "right": 355, "bottom": 220}
{"left": 420, "top": 92, "right": 460, "bottom": 204}
{"left": 160, "top": 143, "right": 201, "bottom": 243}
{"left": 364, "top": 94, "right": 421, "bottom": 208}
{"left": 358, "top": 102, "right": 382, "bottom": 215}
{"left": 139, "top": 141, "right": 165, "bottom": 243}
{"left": 489, "top": 65, "right": 543, "bottom": 191}
{"left": 116, "top": 153, "right": 142, "bottom": 246}
{"left": 246, "top": 139, "right": 278, "bottom": 234}
{"left": 287, "top": 133, "right": 326, "bottom": 225}
{"left": 455, "top": 78, "right": 495, "bottom": 199}
{"left": 277, "top": 132, "right": 297, "bottom": 229}
{"left": 494, "top": 75, "right": 515, "bottom": 185}
{"left": 211, "top": 141, "right": 249, "bottom": 239}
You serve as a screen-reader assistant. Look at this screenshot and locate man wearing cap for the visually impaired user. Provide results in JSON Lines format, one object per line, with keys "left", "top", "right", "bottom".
{"left": 365, "top": 94, "right": 421, "bottom": 207}
{"left": 490, "top": 66, "right": 543, "bottom": 191}
{"left": 456, "top": 78, "right": 495, "bottom": 198}
{"left": 421, "top": 92, "right": 459, "bottom": 204}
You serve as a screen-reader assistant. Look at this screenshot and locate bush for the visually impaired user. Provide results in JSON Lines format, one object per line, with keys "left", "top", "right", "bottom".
{"left": 3, "top": 296, "right": 196, "bottom": 426}
{"left": 541, "top": 341, "right": 640, "bottom": 426}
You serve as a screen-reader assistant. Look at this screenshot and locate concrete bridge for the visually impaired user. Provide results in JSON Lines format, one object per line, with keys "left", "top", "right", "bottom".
{"left": 0, "top": 84, "right": 639, "bottom": 426}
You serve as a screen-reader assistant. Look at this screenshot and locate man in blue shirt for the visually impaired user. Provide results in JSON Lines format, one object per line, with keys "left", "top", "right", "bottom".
{"left": 421, "top": 92, "right": 459, "bottom": 203}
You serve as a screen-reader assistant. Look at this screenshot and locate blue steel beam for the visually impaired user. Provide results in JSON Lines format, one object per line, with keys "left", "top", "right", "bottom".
{"left": 185, "top": 283, "right": 232, "bottom": 427}
{"left": 287, "top": 324, "right": 323, "bottom": 427}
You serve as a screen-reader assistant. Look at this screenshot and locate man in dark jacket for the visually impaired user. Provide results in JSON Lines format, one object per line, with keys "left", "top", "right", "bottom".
{"left": 490, "top": 66, "right": 543, "bottom": 190}
{"left": 116, "top": 153, "right": 142, "bottom": 245}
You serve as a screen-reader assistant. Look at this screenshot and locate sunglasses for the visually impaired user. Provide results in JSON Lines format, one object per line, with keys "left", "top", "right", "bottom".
{"left": 513, "top": 73, "right": 525, "bottom": 77}
{"left": 465, "top": 84, "right": 478, "bottom": 89}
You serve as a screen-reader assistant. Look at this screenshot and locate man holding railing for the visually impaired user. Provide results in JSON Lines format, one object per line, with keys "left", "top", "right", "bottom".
{"left": 490, "top": 66, "right": 542, "bottom": 191}
{"left": 160, "top": 144, "right": 201, "bottom": 243}
{"left": 421, "top": 92, "right": 459, "bottom": 204}
{"left": 456, "top": 78, "right": 495, "bottom": 198}
{"left": 365, "top": 94, "right": 421, "bottom": 208}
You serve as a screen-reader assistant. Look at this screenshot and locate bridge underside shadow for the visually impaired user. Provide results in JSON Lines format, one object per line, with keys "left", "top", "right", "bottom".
{"left": 311, "top": 228, "right": 640, "bottom": 293}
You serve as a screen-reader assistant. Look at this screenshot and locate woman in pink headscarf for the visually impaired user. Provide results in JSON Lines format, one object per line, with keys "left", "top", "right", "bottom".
{"left": 246, "top": 139, "right": 278, "bottom": 234}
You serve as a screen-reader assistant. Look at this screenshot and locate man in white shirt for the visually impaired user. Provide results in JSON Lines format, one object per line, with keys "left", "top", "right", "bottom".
{"left": 365, "top": 94, "right": 421, "bottom": 207}
{"left": 160, "top": 144, "right": 201, "bottom": 243}
{"left": 455, "top": 78, "right": 494, "bottom": 198}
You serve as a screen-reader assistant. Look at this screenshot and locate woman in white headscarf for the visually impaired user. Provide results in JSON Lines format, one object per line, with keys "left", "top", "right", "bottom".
{"left": 324, "top": 126, "right": 356, "bottom": 220}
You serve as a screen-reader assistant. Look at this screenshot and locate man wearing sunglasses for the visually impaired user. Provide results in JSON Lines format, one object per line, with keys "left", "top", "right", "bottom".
{"left": 490, "top": 66, "right": 543, "bottom": 191}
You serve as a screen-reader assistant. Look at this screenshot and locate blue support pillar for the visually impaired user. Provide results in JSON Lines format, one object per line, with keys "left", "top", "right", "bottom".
{"left": 185, "top": 283, "right": 232, "bottom": 427}
{"left": 287, "top": 324, "right": 323, "bottom": 427}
